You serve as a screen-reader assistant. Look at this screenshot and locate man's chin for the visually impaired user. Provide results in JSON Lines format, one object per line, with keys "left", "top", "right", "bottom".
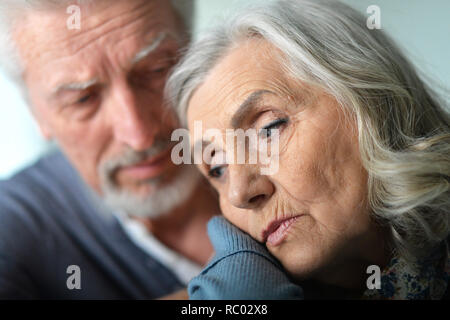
{"left": 116, "top": 180, "right": 164, "bottom": 199}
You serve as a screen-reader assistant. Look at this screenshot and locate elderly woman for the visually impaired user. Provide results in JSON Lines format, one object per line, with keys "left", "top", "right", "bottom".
{"left": 167, "top": 0, "right": 449, "bottom": 299}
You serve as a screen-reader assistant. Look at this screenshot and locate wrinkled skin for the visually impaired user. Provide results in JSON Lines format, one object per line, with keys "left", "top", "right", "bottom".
{"left": 17, "top": 0, "right": 182, "bottom": 195}
{"left": 187, "top": 39, "right": 389, "bottom": 289}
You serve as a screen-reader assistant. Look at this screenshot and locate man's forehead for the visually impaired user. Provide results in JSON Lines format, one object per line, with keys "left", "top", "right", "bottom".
{"left": 14, "top": 0, "right": 180, "bottom": 90}
{"left": 15, "top": 2, "right": 176, "bottom": 63}
{"left": 49, "top": 32, "right": 176, "bottom": 93}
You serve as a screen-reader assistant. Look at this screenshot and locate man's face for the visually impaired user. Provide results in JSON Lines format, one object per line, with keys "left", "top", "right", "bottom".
{"left": 15, "top": 0, "right": 197, "bottom": 216}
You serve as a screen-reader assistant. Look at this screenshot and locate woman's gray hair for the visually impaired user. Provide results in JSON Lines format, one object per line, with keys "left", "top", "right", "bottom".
{"left": 167, "top": 0, "right": 450, "bottom": 262}
{"left": 0, "top": 0, "right": 195, "bottom": 86}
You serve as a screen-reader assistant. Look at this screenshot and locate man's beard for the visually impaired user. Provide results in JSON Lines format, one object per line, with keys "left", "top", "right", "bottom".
{"left": 99, "top": 140, "right": 200, "bottom": 219}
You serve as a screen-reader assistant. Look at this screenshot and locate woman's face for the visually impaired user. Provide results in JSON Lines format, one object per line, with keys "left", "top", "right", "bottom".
{"left": 187, "top": 39, "right": 384, "bottom": 285}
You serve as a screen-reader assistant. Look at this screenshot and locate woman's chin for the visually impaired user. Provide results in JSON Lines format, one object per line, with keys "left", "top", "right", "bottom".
{"left": 269, "top": 240, "right": 328, "bottom": 281}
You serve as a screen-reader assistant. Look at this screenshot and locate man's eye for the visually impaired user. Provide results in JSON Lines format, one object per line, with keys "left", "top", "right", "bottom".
{"left": 151, "top": 66, "right": 169, "bottom": 74}
{"left": 259, "top": 118, "right": 288, "bottom": 138}
{"left": 132, "top": 65, "right": 171, "bottom": 88}
{"left": 148, "top": 62, "right": 173, "bottom": 76}
{"left": 208, "top": 166, "right": 226, "bottom": 179}
{"left": 76, "top": 93, "right": 95, "bottom": 105}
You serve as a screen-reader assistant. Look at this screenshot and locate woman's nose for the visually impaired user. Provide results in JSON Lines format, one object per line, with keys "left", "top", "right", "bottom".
{"left": 227, "top": 165, "right": 274, "bottom": 210}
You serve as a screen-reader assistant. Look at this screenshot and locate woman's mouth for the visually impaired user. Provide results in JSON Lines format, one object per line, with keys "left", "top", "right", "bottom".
{"left": 262, "top": 215, "right": 302, "bottom": 246}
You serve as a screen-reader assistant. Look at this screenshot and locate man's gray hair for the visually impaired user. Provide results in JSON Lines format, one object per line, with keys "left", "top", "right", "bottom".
{"left": 167, "top": 0, "right": 450, "bottom": 262}
{"left": 0, "top": 0, "right": 195, "bottom": 85}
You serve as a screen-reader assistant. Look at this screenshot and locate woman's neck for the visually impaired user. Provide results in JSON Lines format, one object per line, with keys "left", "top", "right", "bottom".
{"left": 310, "top": 225, "right": 392, "bottom": 292}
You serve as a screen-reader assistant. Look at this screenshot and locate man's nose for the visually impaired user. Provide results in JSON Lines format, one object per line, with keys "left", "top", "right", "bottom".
{"left": 227, "top": 165, "right": 274, "bottom": 210}
{"left": 109, "top": 83, "right": 158, "bottom": 151}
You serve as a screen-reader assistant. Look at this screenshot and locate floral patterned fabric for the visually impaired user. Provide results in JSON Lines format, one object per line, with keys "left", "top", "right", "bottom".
{"left": 363, "top": 241, "right": 449, "bottom": 300}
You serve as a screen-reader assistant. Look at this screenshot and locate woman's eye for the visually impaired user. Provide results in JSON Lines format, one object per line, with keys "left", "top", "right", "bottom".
{"left": 259, "top": 118, "right": 288, "bottom": 138}
{"left": 208, "top": 166, "right": 226, "bottom": 179}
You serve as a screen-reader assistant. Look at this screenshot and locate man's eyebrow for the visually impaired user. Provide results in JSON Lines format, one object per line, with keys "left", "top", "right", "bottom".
{"left": 52, "top": 78, "right": 99, "bottom": 96}
{"left": 230, "top": 90, "right": 272, "bottom": 129}
{"left": 131, "top": 32, "right": 168, "bottom": 65}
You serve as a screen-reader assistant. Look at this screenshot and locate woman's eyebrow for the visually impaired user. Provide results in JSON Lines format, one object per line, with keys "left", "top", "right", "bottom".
{"left": 230, "top": 89, "right": 273, "bottom": 129}
{"left": 192, "top": 140, "right": 214, "bottom": 161}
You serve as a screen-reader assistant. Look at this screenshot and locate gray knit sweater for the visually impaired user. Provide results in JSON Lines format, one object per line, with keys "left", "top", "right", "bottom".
{"left": 188, "top": 216, "right": 304, "bottom": 299}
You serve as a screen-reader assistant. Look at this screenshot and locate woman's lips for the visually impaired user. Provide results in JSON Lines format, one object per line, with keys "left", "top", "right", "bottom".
{"left": 263, "top": 215, "right": 302, "bottom": 246}
{"left": 117, "top": 148, "right": 173, "bottom": 181}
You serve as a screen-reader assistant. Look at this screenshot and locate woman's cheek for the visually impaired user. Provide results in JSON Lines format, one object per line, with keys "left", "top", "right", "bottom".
{"left": 219, "top": 196, "right": 250, "bottom": 234}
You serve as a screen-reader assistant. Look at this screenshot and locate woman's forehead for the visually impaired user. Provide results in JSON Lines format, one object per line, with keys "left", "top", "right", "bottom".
{"left": 187, "top": 39, "right": 296, "bottom": 125}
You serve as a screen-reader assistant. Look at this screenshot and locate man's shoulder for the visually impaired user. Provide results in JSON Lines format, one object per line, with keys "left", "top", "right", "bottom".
{"left": 0, "top": 152, "right": 69, "bottom": 276}
{"left": 0, "top": 150, "right": 86, "bottom": 241}
{"left": 0, "top": 150, "right": 71, "bottom": 192}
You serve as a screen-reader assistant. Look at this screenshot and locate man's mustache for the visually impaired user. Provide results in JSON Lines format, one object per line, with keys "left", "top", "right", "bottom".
{"left": 100, "top": 138, "right": 174, "bottom": 178}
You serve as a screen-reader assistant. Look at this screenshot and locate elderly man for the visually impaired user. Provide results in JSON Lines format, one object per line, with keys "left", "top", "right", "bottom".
{"left": 0, "top": 0, "right": 218, "bottom": 299}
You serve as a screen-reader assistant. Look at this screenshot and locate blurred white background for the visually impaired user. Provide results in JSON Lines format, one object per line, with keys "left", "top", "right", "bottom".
{"left": 0, "top": 0, "right": 449, "bottom": 179}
